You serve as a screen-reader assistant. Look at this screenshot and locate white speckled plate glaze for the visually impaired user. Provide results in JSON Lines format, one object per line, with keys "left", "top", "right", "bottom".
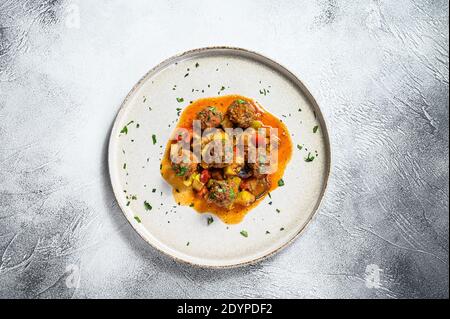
{"left": 108, "top": 47, "right": 331, "bottom": 268}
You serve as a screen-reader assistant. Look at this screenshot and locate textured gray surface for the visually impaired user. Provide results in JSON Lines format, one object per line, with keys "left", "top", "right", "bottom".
{"left": 0, "top": 0, "right": 448, "bottom": 299}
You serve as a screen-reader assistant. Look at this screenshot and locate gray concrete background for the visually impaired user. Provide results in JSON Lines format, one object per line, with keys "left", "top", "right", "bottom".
{"left": 0, "top": 0, "right": 448, "bottom": 298}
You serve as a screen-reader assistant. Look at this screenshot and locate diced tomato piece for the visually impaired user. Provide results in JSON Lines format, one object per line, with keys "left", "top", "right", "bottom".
{"left": 200, "top": 170, "right": 211, "bottom": 184}
{"left": 197, "top": 187, "right": 208, "bottom": 197}
{"left": 240, "top": 180, "right": 250, "bottom": 191}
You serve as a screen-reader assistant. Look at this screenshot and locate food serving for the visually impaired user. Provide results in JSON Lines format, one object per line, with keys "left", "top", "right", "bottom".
{"left": 161, "top": 94, "right": 293, "bottom": 224}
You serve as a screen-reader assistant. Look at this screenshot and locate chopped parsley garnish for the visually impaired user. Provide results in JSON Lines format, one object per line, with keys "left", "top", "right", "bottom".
{"left": 278, "top": 179, "right": 285, "bottom": 187}
{"left": 207, "top": 216, "right": 214, "bottom": 225}
{"left": 176, "top": 166, "right": 188, "bottom": 176}
{"left": 266, "top": 230, "right": 270, "bottom": 234}
{"left": 220, "top": 86, "right": 225, "bottom": 91}
{"left": 152, "top": 134, "right": 157, "bottom": 145}
{"left": 176, "top": 97, "right": 184, "bottom": 103}
{"left": 120, "top": 121, "right": 135, "bottom": 134}
{"left": 189, "top": 203, "right": 195, "bottom": 207}
{"left": 126, "top": 201, "right": 130, "bottom": 206}
{"left": 237, "top": 99, "right": 246, "bottom": 104}
{"left": 136, "top": 123, "right": 140, "bottom": 128}
{"left": 280, "top": 227, "right": 285, "bottom": 231}
{"left": 152, "top": 188, "right": 156, "bottom": 193}
{"left": 144, "top": 201, "right": 152, "bottom": 211}
{"left": 186, "top": 242, "right": 190, "bottom": 246}
{"left": 297, "top": 144, "right": 303, "bottom": 150}
{"left": 305, "top": 152, "right": 315, "bottom": 162}
{"left": 184, "top": 73, "right": 189, "bottom": 77}
{"left": 313, "top": 125, "right": 319, "bottom": 133}
{"left": 134, "top": 216, "right": 141, "bottom": 223}
{"left": 276, "top": 209, "right": 281, "bottom": 213}
{"left": 195, "top": 62, "right": 199, "bottom": 68}
{"left": 240, "top": 230, "right": 248, "bottom": 238}
{"left": 123, "top": 163, "right": 126, "bottom": 169}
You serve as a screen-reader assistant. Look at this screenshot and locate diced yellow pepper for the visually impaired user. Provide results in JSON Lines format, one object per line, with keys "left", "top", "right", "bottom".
{"left": 251, "top": 120, "right": 263, "bottom": 129}
{"left": 192, "top": 179, "right": 204, "bottom": 192}
{"left": 183, "top": 175, "right": 194, "bottom": 186}
{"left": 235, "top": 191, "right": 256, "bottom": 206}
{"left": 229, "top": 176, "right": 242, "bottom": 189}
{"left": 224, "top": 165, "right": 237, "bottom": 176}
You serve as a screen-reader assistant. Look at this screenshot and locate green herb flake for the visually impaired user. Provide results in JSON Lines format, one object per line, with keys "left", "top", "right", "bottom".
{"left": 276, "top": 209, "right": 281, "bottom": 213}
{"left": 144, "top": 201, "right": 152, "bottom": 211}
{"left": 152, "top": 188, "right": 157, "bottom": 193}
{"left": 266, "top": 230, "right": 270, "bottom": 234}
{"left": 176, "top": 97, "right": 184, "bottom": 103}
{"left": 313, "top": 125, "right": 319, "bottom": 133}
{"left": 123, "top": 163, "right": 127, "bottom": 169}
{"left": 189, "top": 203, "right": 195, "bottom": 207}
{"left": 297, "top": 144, "right": 303, "bottom": 150}
{"left": 195, "top": 62, "right": 199, "bottom": 68}
{"left": 152, "top": 134, "right": 157, "bottom": 145}
{"left": 120, "top": 126, "right": 128, "bottom": 134}
{"left": 237, "top": 99, "right": 246, "bottom": 104}
{"left": 240, "top": 230, "right": 248, "bottom": 238}
{"left": 186, "top": 242, "right": 190, "bottom": 246}
{"left": 280, "top": 227, "right": 285, "bottom": 231}
{"left": 134, "top": 216, "right": 141, "bottom": 223}
{"left": 278, "top": 179, "right": 285, "bottom": 187}
{"left": 126, "top": 201, "right": 130, "bottom": 206}
{"left": 176, "top": 166, "right": 188, "bottom": 176}
{"left": 207, "top": 216, "right": 214, "bottom": 225}
{"left": 305, "top": 152, "right": 315, "bottom": 162}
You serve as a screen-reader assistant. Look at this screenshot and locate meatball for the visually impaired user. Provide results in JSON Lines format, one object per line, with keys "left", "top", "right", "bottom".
{"left": 196, "top": 106, "right": 223, "bottom": 129}
{"left": 171, "top": 149, "right": 198, "bottom": 178}
{"left": 226, "top": 100, "right": 257, "bottom": 128}
{"left": 206, "top": 180, "right": 236, "bottom": 208}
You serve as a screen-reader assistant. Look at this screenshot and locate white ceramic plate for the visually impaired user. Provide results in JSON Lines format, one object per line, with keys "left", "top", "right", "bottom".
{"left": 108, "top": 47, "right": 330, "bottom": 268}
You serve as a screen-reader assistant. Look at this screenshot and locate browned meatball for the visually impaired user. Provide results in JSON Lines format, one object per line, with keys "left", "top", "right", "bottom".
{"left": 196, "top": 106, "right": 223, "bottom": 129}
{"left": 226, "top": 100, "right": 257, "bottom": 128}
{"left": 206, "top": 180, "right": 236, "bottom": 208}
{"left": 171, "top": 150, "right": 198, "bottom": 178}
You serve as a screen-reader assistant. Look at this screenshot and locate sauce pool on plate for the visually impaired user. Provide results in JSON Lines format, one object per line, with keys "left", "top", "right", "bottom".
{"left": 160, "top": 95, "right": 292, "bottom": 224}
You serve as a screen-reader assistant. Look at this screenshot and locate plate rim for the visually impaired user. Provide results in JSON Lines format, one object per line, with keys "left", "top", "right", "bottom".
{"left": 108, "top": 46, "right": 332, "bottom": 269}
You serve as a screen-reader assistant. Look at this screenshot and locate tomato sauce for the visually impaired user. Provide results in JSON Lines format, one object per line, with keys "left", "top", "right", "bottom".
{"left": 160, "top": 95, "right": 292, "bottom": 224}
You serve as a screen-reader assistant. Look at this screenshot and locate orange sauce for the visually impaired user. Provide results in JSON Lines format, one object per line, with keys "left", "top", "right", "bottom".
{"left": 160, "top": 95, "right": 292, "bottom": 224}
